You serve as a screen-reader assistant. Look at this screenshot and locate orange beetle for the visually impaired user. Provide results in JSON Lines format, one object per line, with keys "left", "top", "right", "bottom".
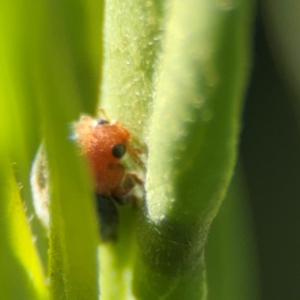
{"left": 74, "top": 114, "right": 141, "bottom": 203}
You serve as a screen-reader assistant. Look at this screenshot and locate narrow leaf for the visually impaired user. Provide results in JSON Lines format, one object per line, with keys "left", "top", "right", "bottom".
{"left": 133, "top": 0, "right": 254, "bottom": 298}
{"left": 0, "top": 162, "right": 47, "bottom": 300}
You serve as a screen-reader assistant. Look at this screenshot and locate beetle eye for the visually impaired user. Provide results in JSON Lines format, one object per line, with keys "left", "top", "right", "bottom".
{"left": 97, "top": 119, "right": 109, "bottom": 125}
{"left": 112, "top": 144, "right": 126, "bottom": 159}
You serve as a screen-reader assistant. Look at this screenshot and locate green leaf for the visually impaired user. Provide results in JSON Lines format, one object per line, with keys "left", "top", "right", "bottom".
{"left": 135, "top": 1, "right": 254, "bottom": 299}
{"left": 98, "top": 1, "right": 164, "bottom": 298}
{"left": 0, "top": 162, "right": 48, "bottom": 300}
{"left": 27, "top": 1, "right": 104, "bottom": 298}
{"left": 100, "top": 0, "right": 254, "bottom": 299}
{"left": 101, "top": 0, "right": 164, "bottom": 139}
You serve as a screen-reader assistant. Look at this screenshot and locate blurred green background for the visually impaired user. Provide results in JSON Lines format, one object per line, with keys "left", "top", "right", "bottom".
{"left": 207, "top": 3, "right": 300, "bottom": 299}
{"left": 240, "top": 5, "right": 300, "bottom": 299}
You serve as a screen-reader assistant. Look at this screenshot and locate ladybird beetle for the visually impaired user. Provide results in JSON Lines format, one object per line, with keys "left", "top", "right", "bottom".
{"left": 74, "top": 113, "right": 143, "bottom": 241}
{"left": 74, "top": 113, "right": 142, "bottom": 202}
{"left": 31, "top": 112, "right": 142, "bottom": 241}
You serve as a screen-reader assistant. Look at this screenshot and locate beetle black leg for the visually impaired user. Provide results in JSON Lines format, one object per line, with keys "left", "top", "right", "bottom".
{"left": 95, "top": 193, "right": 119, "bottom": 242}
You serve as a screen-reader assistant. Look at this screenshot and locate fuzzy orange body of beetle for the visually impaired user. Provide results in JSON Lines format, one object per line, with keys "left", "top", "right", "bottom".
{"left": 75, "top": 115, "right": 138, "bottom": 200}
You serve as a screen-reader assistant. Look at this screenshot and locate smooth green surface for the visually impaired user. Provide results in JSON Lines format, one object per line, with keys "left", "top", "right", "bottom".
{"left": 0, "top": 0, "right": 103, "bottom": 299}
{"left": 29, "top": 1, "right": 103, "bottom": 298}
{"left": 0, "top": 162, "right": 47, "bottom": 300}
{"left": 263, "top": 0, "right": 300, "bottom": 106}
{"left": 206, "top": 168, "right": 259, "bottom": 300}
